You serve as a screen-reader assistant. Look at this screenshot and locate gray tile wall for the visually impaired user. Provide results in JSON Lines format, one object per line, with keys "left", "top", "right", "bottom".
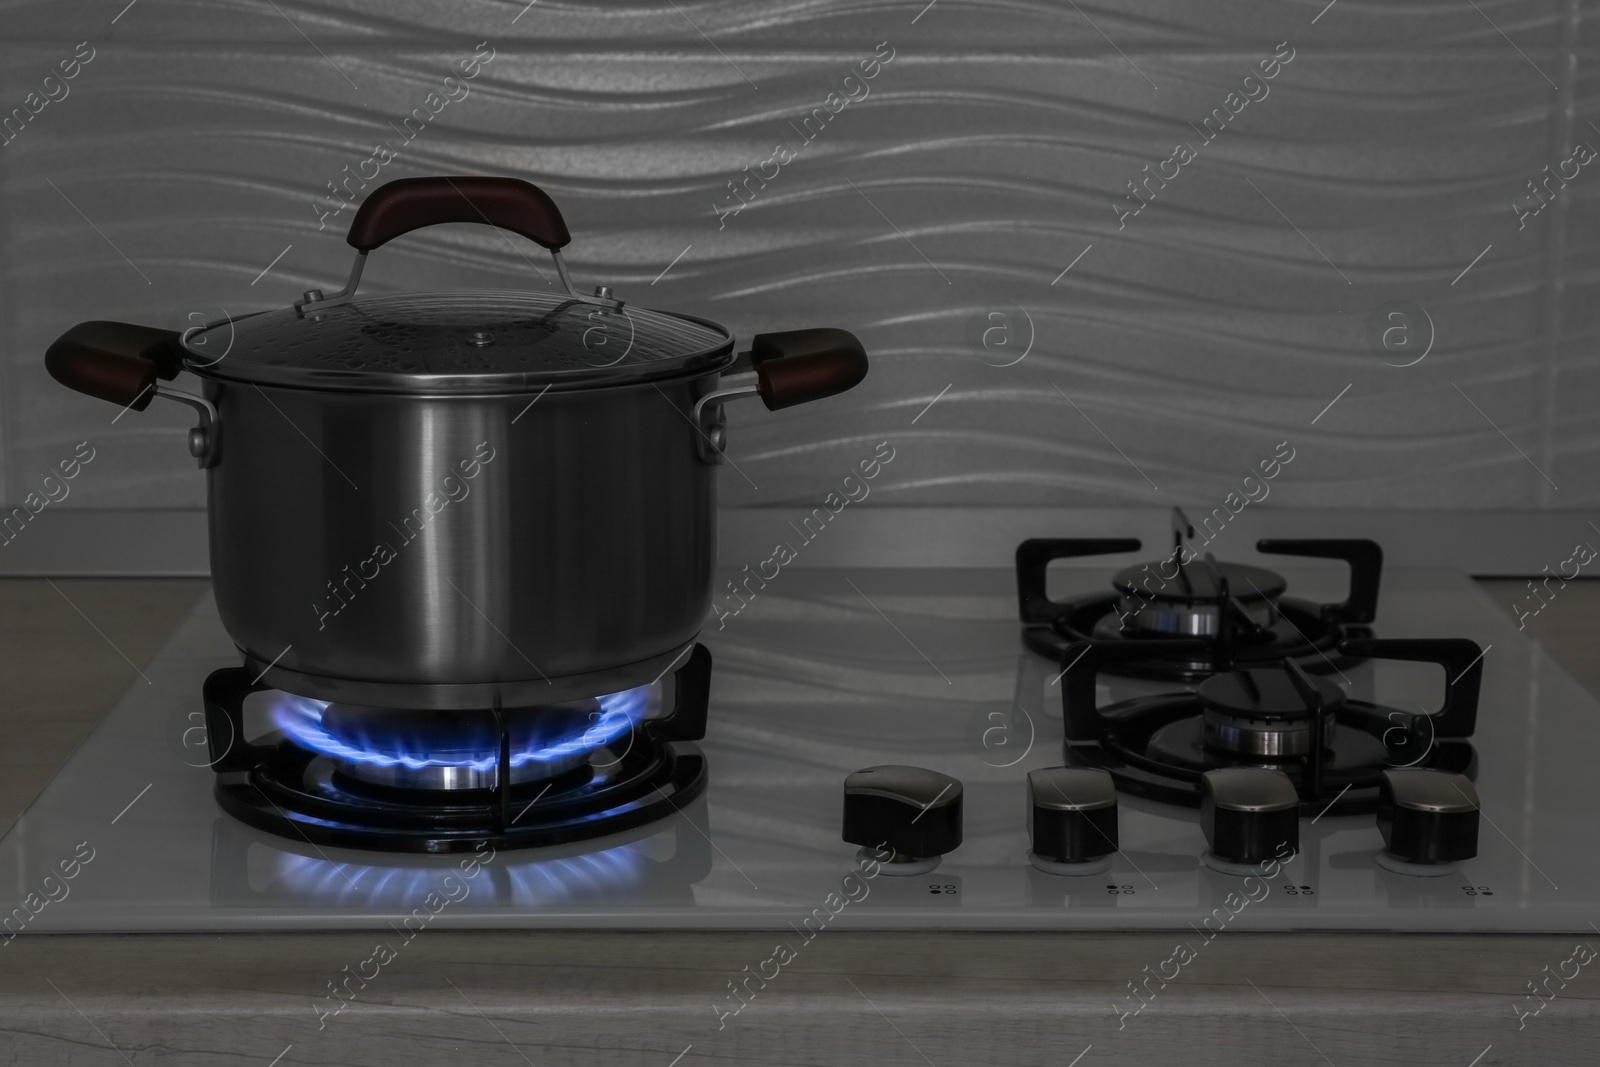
{"left": 1, "top": 0, "right": 1591, "bottom": 513}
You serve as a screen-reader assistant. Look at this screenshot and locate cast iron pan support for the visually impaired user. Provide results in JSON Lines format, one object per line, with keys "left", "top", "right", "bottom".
{"left": 1210, "top": 570, "right": 1234, "bottom": 672}
{"left": 1170, "top": 506, "right": 1196, "bottom": 555}
{"left": 492, "top": 699, "right": 511, "bottom": 834}
{"left": 1014, "top": 538, "right": 1144, "bottom": 624}
{"left": 1335, "top": 638, "right": 1483, "bottom": 756}
{"left": 202, "top": 669, "right": 277, "bottom": 774}
{"left": 1059, "top": 638, "right": 1211, "bottom": 745}
{"left": 643, "top": 643, "right": 713, "bottom": 743}
{"left": 1257, "top": 539, "right": 1383, "bottom": 624}
{"left": 1212, "top": 567, "right": 1272, "bottom": 674}
{"left": 1282, "top": 658, "right": 1327, "bottom": 799}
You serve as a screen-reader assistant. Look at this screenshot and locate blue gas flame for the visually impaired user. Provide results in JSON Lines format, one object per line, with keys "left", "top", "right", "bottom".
{"left": 270, "top": 685, "right": 650, "bottom": 771}
{"left": 266, "top": 843, "right": 649, "bottom": 906}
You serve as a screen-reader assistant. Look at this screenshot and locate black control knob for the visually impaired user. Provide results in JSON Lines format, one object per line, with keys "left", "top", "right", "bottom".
{"left": 1200, "top": 768, "right": 1300, "bottom": 874}
{"left": 842, "top": 765, "right": 962, "bottom": 876}
{"left": 1027, "top": 767, "right": 1118, "bottom": 875}
{"left": 1375, "top": 768, "right": 1479, "bottom": 875}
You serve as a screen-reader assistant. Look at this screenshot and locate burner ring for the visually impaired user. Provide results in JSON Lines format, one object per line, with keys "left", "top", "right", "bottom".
{"left": 1116, "top": 596, "right": 1278, "bottom": 637}
{"left": 283, "top": 695, "right": 647, "bottom": 793}
{"left": 1108, "top": 560, "right": 1287, "bottom": 639}
{"left": 333, "top": 749, "right": 590, "bottom": 790}
{"left": 1201, "top": 705, "right": 1338, "bottom": 757}
{"left": 1027, "top": 594, "right": 1364, "bottom": 684}
{"left": 1196, "top": 668, "right": 1346, "bottom": 756}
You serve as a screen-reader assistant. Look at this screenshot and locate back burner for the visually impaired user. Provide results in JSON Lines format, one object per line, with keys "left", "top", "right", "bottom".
{"left": 1016, "top": 508, "right": 1383, "bottom": 682}
{"left": 200, "top": 645, "right": 712, "bottom": 853}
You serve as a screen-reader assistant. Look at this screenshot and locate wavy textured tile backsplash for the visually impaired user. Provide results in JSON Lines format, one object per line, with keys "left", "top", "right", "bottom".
{"left": 1, "top": 0, "right": 1593, "bottom": 512}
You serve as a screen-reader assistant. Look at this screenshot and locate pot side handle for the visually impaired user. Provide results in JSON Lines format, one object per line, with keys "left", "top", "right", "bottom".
{"left": 689, "top": 329, "right": 868, "bottom": 463}
{"left": 345, "top": 176, "right": 572, "bottom": 253}
{"left": 749, "top": 328, "right": 869, "bottom": 410}
{"left": 46, "top": 320, "right": 219, "bottom": 467}
{"left": 45, "top": 320, "right": 185, "bottom": 409}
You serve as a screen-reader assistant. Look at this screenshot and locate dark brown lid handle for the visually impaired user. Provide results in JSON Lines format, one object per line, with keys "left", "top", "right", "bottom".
{"left": 749, "top": 328, "right": 869, "bottom": 411}
{"left": 45, "top": 320, "right": 184, "bottom": 410}
{"left": 346, "top": 176, "right": 573, "bottom": 253}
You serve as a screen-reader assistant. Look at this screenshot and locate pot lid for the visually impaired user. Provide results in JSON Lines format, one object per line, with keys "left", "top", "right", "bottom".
{"left": 183, "top": 175, "right": 735, "bottom": 394}
{"left": 183, "top": 289, "right": 733, "bottom": 394}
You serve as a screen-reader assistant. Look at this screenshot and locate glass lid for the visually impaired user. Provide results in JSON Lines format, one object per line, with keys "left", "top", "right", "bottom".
{"left": 183, "top": 289, "right": 733, "bottom": 394}
{"left": 181, "top": 175, "right": 734, "bottom": 394}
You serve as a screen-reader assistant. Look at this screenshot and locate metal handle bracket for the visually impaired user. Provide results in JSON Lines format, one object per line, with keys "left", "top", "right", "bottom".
{"left": 692, "top": 374, "right": 760, "bottom": 464}
{"left": 153, "top": 385, "right": 219, "bottom": 468}
{"left": 295, "top": 247, "right": 625, "bottom": 317}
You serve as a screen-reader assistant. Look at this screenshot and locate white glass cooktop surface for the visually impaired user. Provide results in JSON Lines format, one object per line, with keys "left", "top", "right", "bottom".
{"left": 2, "top": 566, "right": 1594, "bottom": 933}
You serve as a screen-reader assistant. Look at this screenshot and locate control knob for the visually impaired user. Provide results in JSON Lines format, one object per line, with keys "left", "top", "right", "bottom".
{"left": 1201, "top": 768, "right": 1300, "bottom": 875}
{"left": 1375, "top": 768, "right": 1479, "bottom": 876}
{"left": 842, "top": 765, "right": 963, "bottom": 876}
{"left": 1027, "top": 767, "right": 1118, "bottom": 875}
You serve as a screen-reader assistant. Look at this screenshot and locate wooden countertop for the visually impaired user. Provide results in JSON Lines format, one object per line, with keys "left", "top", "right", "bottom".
{"left": 2, "top": 578, "right": 1595, "bottom": 1066}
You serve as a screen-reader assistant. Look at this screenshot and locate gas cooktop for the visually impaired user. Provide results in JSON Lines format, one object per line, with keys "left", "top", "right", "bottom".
{"left": 3, "top": 563, "right": 1595, "bottom": 933}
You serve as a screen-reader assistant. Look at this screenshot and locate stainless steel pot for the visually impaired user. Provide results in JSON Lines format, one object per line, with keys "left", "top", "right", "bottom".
{"left": 47, "top": 176, "right": 868, "bottom": 708}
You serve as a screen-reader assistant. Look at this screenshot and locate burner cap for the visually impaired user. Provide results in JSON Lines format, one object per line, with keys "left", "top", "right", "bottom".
{"left": 1199, "top": 669, "right": 1344, "bottom": 720}
{"left": 1108, "top": 559, "right": 1287, "bottom": 636}
{"left": 1199, "top": 668, "right": 1345, "bottom": 757}
{"left": 1110, "top": 560, "right": 1286, "bottom": 604}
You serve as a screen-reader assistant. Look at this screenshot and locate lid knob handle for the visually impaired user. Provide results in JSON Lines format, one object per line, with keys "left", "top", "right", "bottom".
{"left": 302, "top": 176, "right": 616, "bottom": 316}
{"left": 345, "top": 176, "right": 573, "bottom": 253}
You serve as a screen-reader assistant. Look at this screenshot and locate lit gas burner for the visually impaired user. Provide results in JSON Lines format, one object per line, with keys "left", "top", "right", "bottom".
{"left": 200, "top": 645, "right": 712, "bottom": 853}
{"left": 272, "top": 690, "right": 650, "bottom": 790}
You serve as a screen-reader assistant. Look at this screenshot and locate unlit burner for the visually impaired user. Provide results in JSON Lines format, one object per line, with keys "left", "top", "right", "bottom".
{"left": 1197, "top": 668, "right": 1343, "bottom": 758}
{"left": 1014, "top": 508, "right": 1384, "bottom": 682}
{"left": 1103, "top": 560, "right": 1284, "bottom": 637}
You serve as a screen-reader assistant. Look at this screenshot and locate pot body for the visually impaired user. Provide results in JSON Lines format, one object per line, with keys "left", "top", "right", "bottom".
{"left": 204, "top": 370, "right": 721, "bottom": 709}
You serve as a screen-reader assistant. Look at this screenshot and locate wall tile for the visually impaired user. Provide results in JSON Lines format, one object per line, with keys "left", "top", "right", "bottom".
{"left": 0, "top": 1, "right": 1581, "bottom": 513}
